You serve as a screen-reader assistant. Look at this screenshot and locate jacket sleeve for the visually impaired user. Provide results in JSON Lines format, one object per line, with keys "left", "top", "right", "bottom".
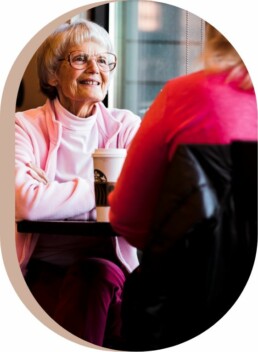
{"left": 15, "top": 118, "right": 95, "bottom": 221}
{"left": 104, "top": 108, "right": 142, "bottom": 149}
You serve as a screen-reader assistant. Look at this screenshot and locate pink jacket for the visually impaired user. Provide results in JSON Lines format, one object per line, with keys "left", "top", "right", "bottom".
{"left": 15, "top": 99, "right": 141, "bottom": 275}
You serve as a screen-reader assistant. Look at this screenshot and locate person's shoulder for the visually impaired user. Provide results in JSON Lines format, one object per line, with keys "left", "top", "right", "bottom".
{"left": 109, "top": 107, "right": 141, "bottom": 121}
{"left": 98, "top": 102, "right": 141, "bottom": 123}
{"left": 16, "top": 101, "right": 48, "bottom": 117}
{"left": 15, "top": 100, "right": 49, "bottom": 127}
{"left": 162, "top": 70, "right": 207, "bottom": 98}
{"left": 165, "top": 70, "right": 205, "bottom": 88}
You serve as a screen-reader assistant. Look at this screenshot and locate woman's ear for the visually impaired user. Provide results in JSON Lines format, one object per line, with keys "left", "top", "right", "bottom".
{"left": 48, "top": 74, "right": 58, "bottom": 87}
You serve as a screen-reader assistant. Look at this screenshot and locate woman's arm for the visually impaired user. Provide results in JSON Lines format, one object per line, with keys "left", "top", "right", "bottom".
{"left": 15, "top": 121, "right": 95, "bottom": 221}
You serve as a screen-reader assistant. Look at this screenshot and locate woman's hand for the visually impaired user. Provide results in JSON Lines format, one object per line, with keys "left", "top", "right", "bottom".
{"left": 26, "top": 162, "right": 49, "bottom": 185}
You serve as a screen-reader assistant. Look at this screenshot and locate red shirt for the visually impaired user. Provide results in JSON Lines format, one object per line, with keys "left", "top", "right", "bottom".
{"left": 109, "top": 70, "right": 257, "bottom": 249}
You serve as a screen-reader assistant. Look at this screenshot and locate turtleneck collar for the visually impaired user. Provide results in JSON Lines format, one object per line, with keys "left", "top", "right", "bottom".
{"left": 53, "top": 98, "right": 97, "bottom": 131}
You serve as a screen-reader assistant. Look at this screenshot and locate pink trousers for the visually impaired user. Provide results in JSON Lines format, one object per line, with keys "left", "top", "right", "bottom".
{"left": 25, "top": 257, "right": 126, "bottom": 348}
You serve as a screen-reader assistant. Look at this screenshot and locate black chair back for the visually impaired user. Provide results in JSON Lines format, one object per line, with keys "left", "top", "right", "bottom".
{"left": 121, "top": 142, "right": 257, "bottom": 351}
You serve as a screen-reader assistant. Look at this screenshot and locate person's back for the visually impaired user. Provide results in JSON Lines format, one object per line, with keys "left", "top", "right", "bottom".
{"left": 109, "top": 23, "right": 257, "bottom": 248}
{"left": 108, "top": 23, "right": 257, "bottom": 351}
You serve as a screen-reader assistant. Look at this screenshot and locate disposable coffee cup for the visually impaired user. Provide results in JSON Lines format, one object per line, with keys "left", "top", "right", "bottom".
{"left": 92, "top": 148, "right": 127, "bottom": 222}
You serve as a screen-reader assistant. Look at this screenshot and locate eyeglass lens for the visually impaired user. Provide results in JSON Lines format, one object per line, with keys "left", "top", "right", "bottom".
{"left": 69, "top": 52, "right": 116, "bottom": 71}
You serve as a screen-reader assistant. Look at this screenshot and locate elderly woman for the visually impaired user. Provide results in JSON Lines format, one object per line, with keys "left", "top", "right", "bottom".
{"left": 15, "top": 19, "right": 141, "bottom": 348}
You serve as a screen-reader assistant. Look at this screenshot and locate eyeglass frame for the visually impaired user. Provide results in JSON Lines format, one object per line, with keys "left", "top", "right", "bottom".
{"left": 58, "top": 51, "right": 117, "bottom": 72}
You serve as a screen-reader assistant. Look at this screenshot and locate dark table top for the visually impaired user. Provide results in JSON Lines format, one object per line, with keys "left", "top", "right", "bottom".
{"left": 16, "top": 220, "right": 118, "bottom": 236}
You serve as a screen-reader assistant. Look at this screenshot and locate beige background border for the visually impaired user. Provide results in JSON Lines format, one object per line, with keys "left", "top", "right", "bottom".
{"left": 1, "top": 0, "right": 257, "bottom": 351}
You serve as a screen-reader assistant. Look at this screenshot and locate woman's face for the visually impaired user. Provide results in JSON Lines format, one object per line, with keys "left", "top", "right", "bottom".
{"left": 51, "top": 41, "right": 111, "bottom": 117}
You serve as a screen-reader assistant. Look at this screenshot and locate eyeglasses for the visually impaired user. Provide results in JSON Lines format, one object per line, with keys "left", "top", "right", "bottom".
{"left": 58, "top": 51, "right": 117, "bottom": 72}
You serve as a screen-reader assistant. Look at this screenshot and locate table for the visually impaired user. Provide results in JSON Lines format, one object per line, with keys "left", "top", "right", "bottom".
{"left": 16, "top": 220, "right": 118, "bottom": 236}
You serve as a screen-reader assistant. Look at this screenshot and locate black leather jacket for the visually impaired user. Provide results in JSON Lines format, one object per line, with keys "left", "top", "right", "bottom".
{"left": 121, "top": 143, "right": 257, "bottom": 351}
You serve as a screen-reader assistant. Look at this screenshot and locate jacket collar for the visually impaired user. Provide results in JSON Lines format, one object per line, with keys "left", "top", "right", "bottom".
{"left": 44, "top": 99, "right": 122, "bottom": 148}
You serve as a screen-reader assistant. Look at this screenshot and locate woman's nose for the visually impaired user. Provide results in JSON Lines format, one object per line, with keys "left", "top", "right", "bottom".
{"left": 85, "top": 58, "right": 100, "bottom": 73}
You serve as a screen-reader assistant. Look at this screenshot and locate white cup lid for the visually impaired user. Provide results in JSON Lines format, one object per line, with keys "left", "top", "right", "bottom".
{"left": 92, "top": 148, "right": 127, "bottom": 158}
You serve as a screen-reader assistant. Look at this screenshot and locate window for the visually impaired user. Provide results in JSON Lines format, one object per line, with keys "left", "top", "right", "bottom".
{"left": 110, "top": 1, "right": 205, "bottom": 117}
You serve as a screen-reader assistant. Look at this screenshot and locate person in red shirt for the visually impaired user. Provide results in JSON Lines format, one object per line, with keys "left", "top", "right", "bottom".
{"left": 109, "top": 23, "right": 257, "bottom": 250}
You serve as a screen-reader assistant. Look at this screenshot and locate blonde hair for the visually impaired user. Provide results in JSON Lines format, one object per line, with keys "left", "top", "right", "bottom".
{"left": 37, "top": 19, "right": 115, "bottom": 99}
{"left": 203, "top": 23, "right": 252, "bottom": 89}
